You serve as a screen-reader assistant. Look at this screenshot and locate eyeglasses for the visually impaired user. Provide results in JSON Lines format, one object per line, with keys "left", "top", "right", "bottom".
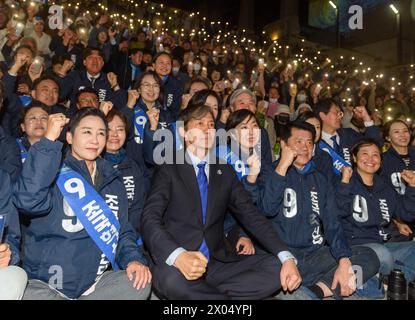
{"left": 141, "top": 83, "right": 160, "bottom": 91}
{"left": 27, "top": 115, "right": 48, "bottom": 123}
{"left": 329, "top": 110, "right": 344, "bottom": 118}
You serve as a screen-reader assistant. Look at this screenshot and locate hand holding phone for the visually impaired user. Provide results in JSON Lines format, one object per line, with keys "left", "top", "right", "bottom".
{"left": 0, "top": 214, "right": 6, "bottom": 242}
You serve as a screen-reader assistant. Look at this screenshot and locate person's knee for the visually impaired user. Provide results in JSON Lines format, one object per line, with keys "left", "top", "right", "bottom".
{"left": 112, "top": 271, "right": 151, "bottom": 300}
{"left": 158, "top": 269, "right": 195, "bottom": 299}
{"left": 0, "top": 266, "right": 28, "bottom": 300}
{"left": 351, "top": 246, "right": 381, "bottom": 278}
{"left": 255, "top": 255, "right": 282, "bottom": 292}
{"left": 360, "top": 244, "right": 394, "bottom": 276}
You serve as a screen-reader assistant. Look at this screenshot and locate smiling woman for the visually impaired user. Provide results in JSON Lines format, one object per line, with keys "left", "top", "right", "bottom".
{"left": 12, "top": 107, "right": 152, "bottom": 300}
{"left": 66, "top": 108, "right": 108, "bottom": 175}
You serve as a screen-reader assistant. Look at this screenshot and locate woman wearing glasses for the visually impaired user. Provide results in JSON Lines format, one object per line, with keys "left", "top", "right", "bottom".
{"left": 122, "top": 71, "right": 170, "bottom": 171}
{"left": 16, "top": 101, "right": 50, "bottom": 164}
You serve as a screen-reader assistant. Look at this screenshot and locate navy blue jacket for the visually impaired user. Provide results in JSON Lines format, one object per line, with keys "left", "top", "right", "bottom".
{"left": 49, "top": 35, "right": 84, "bottom": 70}
{"left": 380, "top": 146, "right": 415, "bottom": 195}
{"left": 57, "top": 70, "right": 127, "bottom": 111}
{"left": 254, "top": 161, "right": 352, "bottom": 261}
{"left": 0, "top": 126, "right": 21, "bottom": 181}
{"left": 335, "top": 170, "right": 415, "bottom": 245}
{"left": 162, "top": 75, "right": 183, "bottom": 121}
{"left": 121, "top": 99, "right": 173, "bottom": 171}
{"left": 12, "top": 138, "right": 146, "bottom": 299}
{"left": 333, "top": 126, "right": 383, "bottom": 164}
{"left": 104, "top": 151, "right": 150, "bottom": 234}
{"left": 314, "top": 144, "right": 339, "bottom": 185}
{"left": 0, "top": 169, "right": 21, "bottom": 265}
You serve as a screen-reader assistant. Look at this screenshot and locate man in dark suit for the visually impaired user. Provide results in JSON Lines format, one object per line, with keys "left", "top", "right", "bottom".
{"left": 141, "top": 104, "right": 302, "bottom": 300}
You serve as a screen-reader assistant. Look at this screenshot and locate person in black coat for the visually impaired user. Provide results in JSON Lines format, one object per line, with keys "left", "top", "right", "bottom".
{"left": 141, "top": 104, "right": 302, "bottom": 300}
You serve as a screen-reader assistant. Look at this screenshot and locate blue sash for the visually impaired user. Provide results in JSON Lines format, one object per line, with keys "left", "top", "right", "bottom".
{"left": 0, "top": 214, "right": 5, "bottom": 242}
{"left": 19, "top": 95, "right": 32, "bottom": 107}
{"left": 16, "top": 138, "right": 28, "bottom": 163}
{"left": 56, "top": 165, "right": 120, "bottom": 271}
{"left": 217, "top": 145, "right": 249, "bottom": 180}
{"left": 133, "top": 106, "right": 148, "bottom": 144}
{"left": 170, "top": 122, "right": 183, "bottom": 150}
{"left": 319, "top": 140, "right": 351, "bottom": 176}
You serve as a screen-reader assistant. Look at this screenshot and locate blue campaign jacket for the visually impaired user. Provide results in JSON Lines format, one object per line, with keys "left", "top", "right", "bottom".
{"left": 380, "top": 146, "right": 415, "bottom": 195}
{"left": 58, "top": 69, "right": 127, "bottom": 111}
{"left": 0, "top": 169, "right": 21, "bottom": 265}
{"left": 121, "top": 99, "right": 173, "bottom": 171}
{"left": 12, "top": 138, "right": 146, "bottom": 299}
{"left": 254, "top": 161, "right": 352, "bottom": 261}
{"left": 334, "top": 127, "right": 384, "bottom": 164}
{"left": 335, "top": 170, "right": 415, "bottom": 246}
{"left": 0, "top": 126, "right": 21, "bottom": 181}
{"left": 104, "top": 150, "right": 150, "bottom": 234}
{"left": 162, "top": 75, "right": 183, "bottom": 121}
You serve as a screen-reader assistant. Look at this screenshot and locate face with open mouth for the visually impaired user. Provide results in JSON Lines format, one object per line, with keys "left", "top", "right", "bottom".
{"left": 354, "top": 144, "right": 381, "bottom": 175}
{"left": 107, "top": 115, "right": 127, "bottom": 154}
{"left": 388, "top": 121, "right": 410, "bottom": 149}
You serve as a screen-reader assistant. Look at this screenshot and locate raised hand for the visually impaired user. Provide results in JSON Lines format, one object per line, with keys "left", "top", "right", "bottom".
{"left": 45, "top": 114, "right": 69, "bottom": 142}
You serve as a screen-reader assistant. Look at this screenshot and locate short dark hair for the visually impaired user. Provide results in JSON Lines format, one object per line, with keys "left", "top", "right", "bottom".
{"left": 52, "top": 54, "right": 72, "bottom": 66}
{"left": 68, "top": 107, "right": 108, "bottom": 135}
{"left": 14, "top": 44, "right": 35, "bottom": 58}
{"left": 19, "top": 101, "right": 50, "bottom": 134}
{"left": 188, "top": 89, "right": 221, "bottom": 111}
{"left": 187, "top": 77, "right": 211, "bottom": 93}
{"left": 280, "top": 121, "right": 316, "bottom": 144}
{"left": 153, "top": 51, "right": 172, "bottom": 64}
{"left": 83, "top": 47, "right": 105, "bottom": 60}
{"left": 225, "top": 109, "right": 258, "bottom": 131}
{"left": 106, "top": 108, "right": 130, "bottom": 137}
{"left": 130, "top": 48, "right": 144, "bottom": 56}
{"left": 315, "top": 98, "right": 338, "bottom": 116}
{"left": 76, "top": 87, "right": 99, "bottom": 103}
{"left": 296, "top": 111, "right": 320, "bottom": 125}
{"left": 351, "top": 138, "right": 382, "bottom": 166}
{"left": 178, "top": 104, "right": 214, "bottom": 130}
{"left": 32, "top": 75, "right": 60, "bottom": 92}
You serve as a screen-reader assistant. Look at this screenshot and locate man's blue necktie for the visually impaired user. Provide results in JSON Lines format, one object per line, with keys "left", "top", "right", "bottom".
{"left": 197, "top": 162, "right": 210, "bottom": 261}
{"left": 331, "top": 135, "right": 341, "bottom": 154}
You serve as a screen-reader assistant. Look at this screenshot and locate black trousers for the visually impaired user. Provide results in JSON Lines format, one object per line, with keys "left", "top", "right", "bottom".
{"left": 150, "top": 252, "right": 282, "bottom": 300}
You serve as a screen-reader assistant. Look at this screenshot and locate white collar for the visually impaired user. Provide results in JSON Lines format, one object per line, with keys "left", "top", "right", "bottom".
{"left": 87, "top": 72, "right": 100, "bottom": 81}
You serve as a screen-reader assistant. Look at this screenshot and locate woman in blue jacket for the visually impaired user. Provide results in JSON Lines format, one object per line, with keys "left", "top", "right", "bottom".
{"left": 336, "top": 138, "right": 415, "bottom": 282}
{"left": 104, "top": 109, "right": 150, "bottom": 235}
{"left": 16, "top": 101, "right": 50, "bottom": 164}
{"left": 13, "top": 108, "right": 151, "bottom": 300}
{"left": 0, "top": 169, "right": 27, "bottom": 300}
{"left": 217, "top": 109, "right": 262, "bottom": 256}
{"left": 122, "top": 71, "right": 171, "bottom": 171}
{"left": 380, "top": 120, "right": 415, "bottom": 241}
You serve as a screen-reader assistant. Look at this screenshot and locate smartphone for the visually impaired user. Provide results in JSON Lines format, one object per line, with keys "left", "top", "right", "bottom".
{"left": 32, "top": 56, "right": 44, "bottom": 74}
{"left": 315, "top": 84, "right": 322, "bottom": 96}
{"left": 15, "top": 23, "right": 24, "bottom": 37}
{"left": 232, "top": 78, "right": 240, "bottom": 89}
{"left": 258, "top": 58, "right": 264, "bottom": 66}
{"left": 0, "top": 214, "right": 5, "bottom": 242}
